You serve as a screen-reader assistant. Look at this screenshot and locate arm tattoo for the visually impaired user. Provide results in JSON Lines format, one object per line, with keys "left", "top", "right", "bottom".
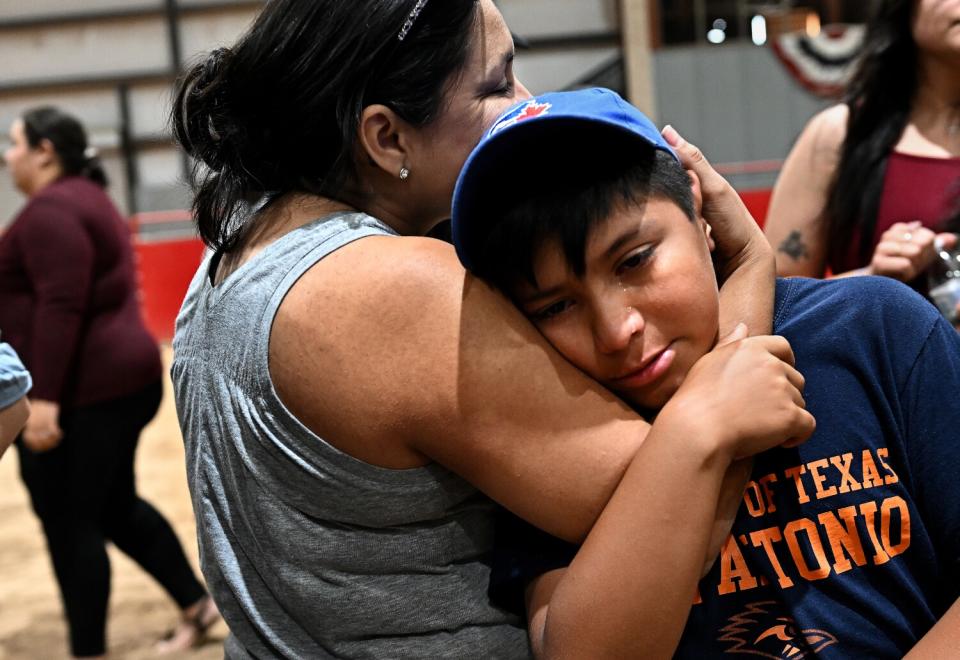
{"left": 778, "top": 230, "right": 809, "bottom": 261}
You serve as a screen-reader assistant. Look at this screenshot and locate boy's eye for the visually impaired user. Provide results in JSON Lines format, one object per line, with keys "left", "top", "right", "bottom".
{"left": 531, "top": 299, "right": 573, "bottom": 322}
{"left": 616, "top": 246, "right": 654, "bottom": 276}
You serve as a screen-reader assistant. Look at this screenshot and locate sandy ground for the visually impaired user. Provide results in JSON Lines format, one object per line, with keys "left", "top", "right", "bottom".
{"left": 0, "top": 347, "right": 226, "bottom": 659}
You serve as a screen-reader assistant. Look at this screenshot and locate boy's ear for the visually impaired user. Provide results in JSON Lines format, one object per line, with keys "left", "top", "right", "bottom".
{"left": 357, "top": 104, "right": 409, "bottom": 178}
{"left": 687, "top": 169, "right": 715, "bottom": 252}
{"left": 700, "top": 218, "right": 716, "bottom": 252}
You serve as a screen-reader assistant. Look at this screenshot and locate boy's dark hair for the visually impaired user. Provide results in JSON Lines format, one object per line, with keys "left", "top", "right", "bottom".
{"left": 171, "top": 0, "right": 480, "bottom": 253}
{"left": 22, "top": 106, "right": 108, "bottom": 188}
{"left": 472, "top": 140, "right": 694, "bottom": 292}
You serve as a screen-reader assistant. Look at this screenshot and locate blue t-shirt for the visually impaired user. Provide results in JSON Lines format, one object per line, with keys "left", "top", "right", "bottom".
{"left": 490, "top": 277, "right": 960, "bottom": 658}
{"left": 0, "top": 341, "right": 31, "bottom": 409}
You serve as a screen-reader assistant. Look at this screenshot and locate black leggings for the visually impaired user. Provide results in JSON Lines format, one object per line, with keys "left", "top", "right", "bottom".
{"left": 16, "top": 381, "right": 206, "bottom": 657}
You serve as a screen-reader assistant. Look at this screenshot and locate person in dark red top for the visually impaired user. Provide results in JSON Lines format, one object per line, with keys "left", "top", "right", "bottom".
{"left": 0, "top": 107, "right": 219, "bottom": 658}
{"left": 765, "top": 0, "right": 960, "bottom": 289}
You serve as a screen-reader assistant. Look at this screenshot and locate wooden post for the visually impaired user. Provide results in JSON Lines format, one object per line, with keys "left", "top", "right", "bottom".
{"left": 620, "top": 0, "right": 658, "bottom": 120}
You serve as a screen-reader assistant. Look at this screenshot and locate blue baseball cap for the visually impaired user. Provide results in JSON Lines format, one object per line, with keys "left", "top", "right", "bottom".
{"left": 451, "top": 87, "right": 678, "bottom": 272}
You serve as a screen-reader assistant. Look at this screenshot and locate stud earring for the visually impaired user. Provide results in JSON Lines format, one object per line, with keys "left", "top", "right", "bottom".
{"left": 399, "top": 167, "right": 410, "bottom": 181}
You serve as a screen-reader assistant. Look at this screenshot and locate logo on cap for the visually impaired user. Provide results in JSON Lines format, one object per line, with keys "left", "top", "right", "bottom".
{"left": 490, "top": 101, "right": 552, "bottom": 135}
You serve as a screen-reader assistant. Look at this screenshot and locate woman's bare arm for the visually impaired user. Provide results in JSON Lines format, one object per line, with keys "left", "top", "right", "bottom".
{"left": 764, "top": 104, "right": 848, "bottom": 278}
{"left": 271, "top": 237, "right": 811, "bottom": 548}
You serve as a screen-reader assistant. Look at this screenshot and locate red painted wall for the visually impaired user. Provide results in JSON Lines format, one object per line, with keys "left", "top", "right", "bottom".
{"left": 134, "top": 237, "right": 206, "bottom": 342}
{"left": 739, "top": 189, "right": 773, "bottom": 229}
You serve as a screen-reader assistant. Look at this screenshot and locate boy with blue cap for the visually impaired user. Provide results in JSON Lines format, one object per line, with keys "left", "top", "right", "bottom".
{"left": 0, "top": 339, "right": 31, "bottom": 456}
{"left": 452, "top": 88, "right": 960, "bottom": 658}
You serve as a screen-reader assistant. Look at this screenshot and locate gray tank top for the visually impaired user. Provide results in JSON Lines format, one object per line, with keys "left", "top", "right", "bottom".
{"left": 172, "top": 212, "right": 529, "bottom": 659}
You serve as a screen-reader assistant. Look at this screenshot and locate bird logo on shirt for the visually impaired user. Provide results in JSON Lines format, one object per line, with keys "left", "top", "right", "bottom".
{"left": 717, "top": 601, "right": 838, "bottom": 658}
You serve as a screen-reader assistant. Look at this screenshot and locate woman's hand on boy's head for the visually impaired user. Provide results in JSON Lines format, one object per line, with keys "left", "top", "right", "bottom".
{"left": 661, "top": 125, "right": 769, "bottom": 269}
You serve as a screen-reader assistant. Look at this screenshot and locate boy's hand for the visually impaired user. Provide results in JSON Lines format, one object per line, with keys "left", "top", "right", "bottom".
{"left": 716, "top": 321, "right": 748, "bottom": 346}
{"left": 661, "top": 125, "right": 769, "bottom": 270}
{"left": 661, "top": 333, "right": 815, "bottom": 462}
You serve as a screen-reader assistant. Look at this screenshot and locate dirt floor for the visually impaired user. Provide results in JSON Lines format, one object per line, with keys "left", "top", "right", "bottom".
{"left": 0, "top": 347, "right": 226, "bottom": 659}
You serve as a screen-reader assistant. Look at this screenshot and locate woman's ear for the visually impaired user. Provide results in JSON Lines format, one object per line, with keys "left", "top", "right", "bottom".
{"left": 36, "top": 138, "right": 58, "bottom": 169}
{"left": 357, "top": 104, "right": 409, "bottom": 180}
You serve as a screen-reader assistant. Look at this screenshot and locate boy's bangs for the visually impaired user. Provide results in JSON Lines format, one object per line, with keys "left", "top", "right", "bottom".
{"left": 475, "top": 141, "right": 693, "bottom": 293}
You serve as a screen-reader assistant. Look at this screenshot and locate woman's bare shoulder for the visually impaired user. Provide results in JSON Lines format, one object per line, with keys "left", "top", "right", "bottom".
{"left": 804, "top": 103, "right": 848, "bottom": 154}
{"left": 280, "top": 234, "right": 466, "bottom": 321}
{"left": 268, "top": 234, "right": 471, "bottom": 461}
{"left": 776, "top": 104, "right": 849, "bottom": 198}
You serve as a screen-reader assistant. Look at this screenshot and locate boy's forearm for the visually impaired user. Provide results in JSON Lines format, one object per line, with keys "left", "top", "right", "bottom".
{"left": 716, "top": 229, "right": 776, "bottom": 336}
{"left": 538, "top": 412, "right": 732, "bottom": 658}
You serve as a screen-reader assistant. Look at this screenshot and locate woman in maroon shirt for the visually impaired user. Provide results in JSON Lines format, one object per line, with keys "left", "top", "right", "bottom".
{"left": 765, "top": 0, "right": 960, "bottom": 287}
{"left": 0, "top": 107, "right": 218, "bottom": 658}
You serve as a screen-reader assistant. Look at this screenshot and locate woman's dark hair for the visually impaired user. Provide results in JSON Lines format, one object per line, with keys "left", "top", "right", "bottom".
{"left": 824, "top": 0, "right": 915, "bottom": 267}
{"left": 172, "top": 0, "right": 480, "bottom": 252}
{"left": 474, "top": 144, "right": 695, "bottom": 293}
{"left": 22, "top": 106, "right": 108, "bottom": 188}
